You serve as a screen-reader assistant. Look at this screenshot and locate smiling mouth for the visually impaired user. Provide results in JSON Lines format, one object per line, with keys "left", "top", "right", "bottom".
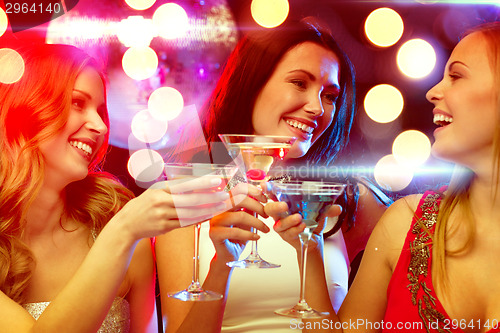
{"left": 433, "top": 114, "right": 453, "bottom": 127}
{"left": 285, "top": 119, "right": 314, "bottom": 134}
{"left": 69, "top": 140, "right": 93, "bottom": 159}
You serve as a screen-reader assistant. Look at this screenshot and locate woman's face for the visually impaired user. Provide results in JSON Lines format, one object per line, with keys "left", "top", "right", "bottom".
{"left": 40, "top": 66, "right": 108, "bottom": 188}
{"left": 426, "top": 32, "right": 498, "bottom": 170}
{"left": 252, "top": 41, "right": 341, "bottom": 159}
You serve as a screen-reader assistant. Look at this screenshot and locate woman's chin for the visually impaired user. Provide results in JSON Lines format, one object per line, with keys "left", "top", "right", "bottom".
{"left": 286, "top": 145, "right": 308, "bottom": 160}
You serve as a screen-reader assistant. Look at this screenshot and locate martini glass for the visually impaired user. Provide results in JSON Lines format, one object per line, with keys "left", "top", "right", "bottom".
{"left": 269, "top": 180, "right": 346, "bottom": 318}
{"left": 164, "top": 162, "right": 237, "bottom": 301}
{"left": 218, "top": 134, "right": 296, "bottom": 269}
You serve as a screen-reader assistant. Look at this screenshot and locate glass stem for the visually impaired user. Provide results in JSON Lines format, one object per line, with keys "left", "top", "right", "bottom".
{"left": 248, "top": 212, "right": 259, "bottom": 258}
{"left": 192, "top": 223, "right": 201, "bottom": 287}
{"left": 298, "top": 232, "right": 311, "bottom": 306}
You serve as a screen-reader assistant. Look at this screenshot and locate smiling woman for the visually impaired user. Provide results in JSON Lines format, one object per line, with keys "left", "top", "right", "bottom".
{"left": 156, "top": 17, "right": 391, "bottom": 333}
{"left": 0, "top": 42, "right": 230, "bottom": 333}
{"left": 39, "top": 66, "right": 108, "bottom": 184}
{"left": 286, "top": 21, "right": 500, "bottom": 333}
{"left": 251, "top": 41, "right": 341, "bottom": 159}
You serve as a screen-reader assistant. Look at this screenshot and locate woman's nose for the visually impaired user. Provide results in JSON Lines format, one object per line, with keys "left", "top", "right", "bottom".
{"left": 87, "top": 110, "right": 108, "bottom": 135}
{"left": 425, "top": 80, "right": 443, "bottom": 104}
{"left": 304, "top": 91, "right": 324, "bottom": 117}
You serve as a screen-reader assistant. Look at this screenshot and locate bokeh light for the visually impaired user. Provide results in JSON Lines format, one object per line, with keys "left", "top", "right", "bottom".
{"left": 131, "top": 109, "right": 168, "bottom": 143}
{"left": 392, "top": 130, "right": 431, "bottom": 168}
{"left": 116, "top": 16, "right": 156, "bottom": 47}
{"left": 153, "top": 3, "right": 189, "bottom": 40}
{"left": 251, "top": 0, "right": 289, "bottom": 28}
{"left": 397, "top": 39, "right": 436, "bottom": 79}
{"left": 364, "top": 7, "right": 404, "bottom": 47}
{"left": 128, "top": 149, "right": 164, "bottom": 182}
{"left": 0, "top": 48, "right": 25, "bottom": 84}
{"left": 0, "top": 7, "right": 8, "bottom": 38}
{"left": 364, "top": 84, "right": 404, "bottom": 123}
{"left": 148, "top": 87, "right": 184, "bottom": 121}
{"left": 125, "top": 0, "right": 156, "bottom": 10}
{"left": 374, "top": 154, "right": 414, "bottom": 192}
{"left": 122, "top": 46, "right": 158, "bottom": 81}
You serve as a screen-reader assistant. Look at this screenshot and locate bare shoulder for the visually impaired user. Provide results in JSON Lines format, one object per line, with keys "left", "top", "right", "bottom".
{"left": 368, "top": 194, "right": 423, "bottom": 268}
{"left": 376, "top": 194, "right": 422, "bottom": 237}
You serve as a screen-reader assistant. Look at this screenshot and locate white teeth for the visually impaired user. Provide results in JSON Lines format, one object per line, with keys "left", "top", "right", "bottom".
{"left": 286, "top": 119, "right": 314, "bottom": 134}
{"left": 433, "top": 114, "right": 453, "bottom": 126}
{"left": 69, "top": 140, "right": 93, "bottom": 156}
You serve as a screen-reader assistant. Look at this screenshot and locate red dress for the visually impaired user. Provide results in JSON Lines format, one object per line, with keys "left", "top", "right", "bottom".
{"left": 383, "top": 191, "right": 500, "bottom": 333}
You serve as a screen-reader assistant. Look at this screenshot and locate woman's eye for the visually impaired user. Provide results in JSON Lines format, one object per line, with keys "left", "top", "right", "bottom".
{"left": 449, "top": 73, "right": 461, "bottom": 81}
{"left": 72, "top": 98, "right": 85, "bottom": 109}
{"left": 322, "top": 92, "right": 338, "bottom": 104}
{"left": 291, "top": 79, "right": 306, "bottom": 89}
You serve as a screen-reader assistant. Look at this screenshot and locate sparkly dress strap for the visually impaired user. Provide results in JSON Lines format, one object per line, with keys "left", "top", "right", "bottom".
{"left": 384, "top": 190, "right": 449, "bottom": 333}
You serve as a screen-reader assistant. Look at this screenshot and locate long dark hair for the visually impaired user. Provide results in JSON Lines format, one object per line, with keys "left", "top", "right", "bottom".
{"left": 201, "top": 18, "right": 356, "bottom": 165}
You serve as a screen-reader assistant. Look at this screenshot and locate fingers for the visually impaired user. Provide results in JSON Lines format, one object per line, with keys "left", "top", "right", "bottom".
{"left": 314, "top": 204, "right": 342, "bottom": 229}
{"left": 228, "top": 195, "right": 267, "bottom": 217}
{"left": 170, "top": 191, "right": 230, "bottom": 207}
{"left": 273, "top": 213, "right": 303, "bottom": 233}
{"left": 212, "top": 210, "right": 270, "bottom": 233}
{"left": 229, "top": 183, "right": 267, "bottom": 203}
{"left": 154, "top": 176, "right": 224, "bottom": 194}
{"left": 210, "top": 214, "right": 260, "bottom": 243}
{"left": 325, "top": 204, "right": 342, "bottom": 218}
{"left": 264, "top": 201, "right": 289, "bottom": 220}
{"left": 174, "top": 202, "right": 230, "bottom": 226}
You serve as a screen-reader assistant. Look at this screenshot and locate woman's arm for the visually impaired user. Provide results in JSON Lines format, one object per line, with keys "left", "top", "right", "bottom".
{"left": 127, "top": 238, "right": 158, "bottom": 333}
{"left": 156, "top": 227, "right": 197, "bottom": 332}
{"left": 0, "top": 182, "right": 221, "bottom": 333}
{"left": 335, "top": 195, "right": 419, "bottom": 331}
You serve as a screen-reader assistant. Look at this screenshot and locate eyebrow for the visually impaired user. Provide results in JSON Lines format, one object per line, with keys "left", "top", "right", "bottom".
{"left": 73, "top": 89, "right": 92, "bottom": 100}
{"left": 73, "top": 89, "right": 106, "bottom": 110}
{"left": 448, "top": 61, "right": 469, "bottom": 71}
{"left": 288, "top": 69, "right": 341, "bottom": 90}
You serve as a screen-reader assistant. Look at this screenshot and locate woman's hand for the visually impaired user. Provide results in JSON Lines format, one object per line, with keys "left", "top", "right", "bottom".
{"left": 264, "top": 201, "right": 342, "bottom": 252}
{"left": 209, "top": 183, "right": 269, "bottom": 263}
{"left": 110, "top": 176, "right": 231, "bottom": 242}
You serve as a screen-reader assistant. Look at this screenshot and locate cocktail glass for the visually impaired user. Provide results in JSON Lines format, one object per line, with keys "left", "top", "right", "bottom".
{"left": 164, "top": 162, "right": 238, "bottom": 301}
{"left": 269, "top": 180, "right": 345, "bottom": 318}
{"left": 218, "top": 134, "right": 296, "bottom": 269}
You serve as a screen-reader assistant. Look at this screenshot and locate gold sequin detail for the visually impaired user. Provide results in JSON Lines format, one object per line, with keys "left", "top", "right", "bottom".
{"left": 407, "top": 192, "right": 451, "bottom": 333}
{"left": 23, "top": 297, "right": 130, "bottom": 332}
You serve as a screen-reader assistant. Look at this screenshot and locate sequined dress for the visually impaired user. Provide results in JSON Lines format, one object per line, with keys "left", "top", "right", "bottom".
{"left": 383, "top": 191, "right": 500, "bottom": 333}
{"left": 23, "top": 297, "right": 130, "bottom": 332}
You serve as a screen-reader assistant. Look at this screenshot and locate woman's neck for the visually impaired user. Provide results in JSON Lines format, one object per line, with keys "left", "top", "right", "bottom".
{"left": 468, "top": 171, "right": 500, "bottom": 225}
{"left": 25, "top": 185, "right": 66, "bottom": 237}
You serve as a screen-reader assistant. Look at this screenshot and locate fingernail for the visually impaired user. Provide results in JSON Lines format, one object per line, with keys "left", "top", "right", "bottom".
{"left": 218, "top": 191, "right": 230, "bottom": 199}
{"left": 252, "top": 233, "right": 260, "bottom": 240}
{"left": 210, "top": 177, "right": 223, "bottom": 185}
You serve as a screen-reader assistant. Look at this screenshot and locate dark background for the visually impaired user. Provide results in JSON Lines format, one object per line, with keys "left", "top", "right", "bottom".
{"left": 2, "top": 0, "right": 499, "bottom": 197}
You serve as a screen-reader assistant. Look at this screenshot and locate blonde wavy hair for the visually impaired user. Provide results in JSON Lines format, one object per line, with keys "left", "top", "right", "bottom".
{"left": 432, "top": 22, "right": 500, "bottom": 292}
{"left": 0, "top": 43, "right": 134, "bottom": 304}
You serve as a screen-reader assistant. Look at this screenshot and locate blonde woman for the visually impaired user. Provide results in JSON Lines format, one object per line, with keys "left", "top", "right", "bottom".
{"left": 0, "top": 43, "right": 227, "bottom": 332}
{"left": 266, "top": 21, "right": 500, "bottom": 332}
